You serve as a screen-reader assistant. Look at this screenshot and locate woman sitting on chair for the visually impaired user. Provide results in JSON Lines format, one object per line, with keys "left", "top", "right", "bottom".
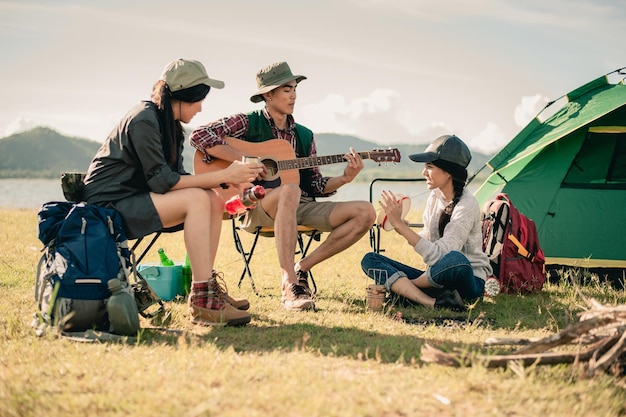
{"left": 82, "top": 59, "right": 264, "bottom": 326}
{"left": 361, "top": 135, "right": 494, "bottom": 311}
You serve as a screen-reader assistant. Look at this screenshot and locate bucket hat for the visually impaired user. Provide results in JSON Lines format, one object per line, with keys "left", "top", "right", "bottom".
{"left": 160, "top": 59, "right": 224, "bottom": 92}
{"left": 250, "top": 62, "right": 306, "bottom": 103}
{"left": 408, "top": 135, "right": 472, "bottom": 168}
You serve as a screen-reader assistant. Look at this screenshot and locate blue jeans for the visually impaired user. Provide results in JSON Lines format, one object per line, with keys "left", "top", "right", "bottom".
{"left": 360, "top": 251, "right": 484, "bottom": 302}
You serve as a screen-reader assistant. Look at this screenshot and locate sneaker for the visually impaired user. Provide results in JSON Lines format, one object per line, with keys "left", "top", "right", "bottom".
{"left": 484, "top": 276, "right": 500, "bottom": 297}
{"left": 295, "top": 270, "right": 312, "bottom": 296}
{"left": 188, "top": 275, "right": 251, "bottom": 326}
{"left": 434, "top": 290, "right": 466, "bottom": 312}
{"left": 281, "top": 283, "right": 315, "bottom": 311}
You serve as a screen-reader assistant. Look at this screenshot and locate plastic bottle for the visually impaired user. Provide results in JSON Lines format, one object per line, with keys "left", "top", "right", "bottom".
{"left": 182, "top": 253, "right": 192, "bottom": 295}
{"left": 107, "top": 278, "right": 140, "bottom": 336}
{"left": 158, "top": 248, "right": 175, "bottom": 266}
{"left": 224, "top": 185, "right": 266, "bottom": 216}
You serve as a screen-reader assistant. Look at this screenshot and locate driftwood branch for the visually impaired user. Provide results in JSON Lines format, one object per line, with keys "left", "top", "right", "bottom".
{"left": 422, "top": 336, "right": 620, "bottom": 369}
{"left": 421, "top": 299, "right": 626, "bottom": 377}
{"left": 484, "top": 337, "right": 539, "bottom": 346}
{"left": 512, "top": 315, "right": 616, "bottom": 355}
{"left": 587, "top": 331, "right": 626, "bottom": 376}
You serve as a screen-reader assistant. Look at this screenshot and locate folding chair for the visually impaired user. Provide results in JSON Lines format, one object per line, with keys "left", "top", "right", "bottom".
{"left": 231, "top": 218, "right": 321, "bottom": 294}
{"left": 369, "top": 177, "right": 426, "bottom": 253}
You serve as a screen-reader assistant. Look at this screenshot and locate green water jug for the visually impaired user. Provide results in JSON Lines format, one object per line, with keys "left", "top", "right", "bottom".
{"left": 107, "top": 278, "right": 140, "bottom": 336}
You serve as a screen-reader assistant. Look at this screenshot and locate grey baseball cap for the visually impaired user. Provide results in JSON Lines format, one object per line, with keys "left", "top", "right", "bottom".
{"left": 408, "top": 135, "right": 472, "bottom": 168}
{"left": 160, "top": 59, "right": 224, "bottom": 92}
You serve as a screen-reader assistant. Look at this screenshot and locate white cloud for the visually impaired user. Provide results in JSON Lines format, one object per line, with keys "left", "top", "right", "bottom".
{"left": 298, "top": 94, "right": 356, "bottom": 136}
{"left": 465, "top": 93, "right": 550, "bottom": 155}
{"left": 299, "top": 89, "right": 431, "bottom": 146}
{"left": 514, "top": 94, "right": 549, "bottom": 128}
{"left": 300, "top": 89, "right": 399, "bottom": 127}
{"left": 4, "top": 117, "right": 37, "bottom": 137}
{"left": 468, "top": 122, "right": 508, "bottom": 155}
{"left": 299, "top": 89, "right": 507, "bottom": 153}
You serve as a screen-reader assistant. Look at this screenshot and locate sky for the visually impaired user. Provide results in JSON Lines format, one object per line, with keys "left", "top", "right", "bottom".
{"left": 1, "top": 0, "right": 625, "bottom": 154}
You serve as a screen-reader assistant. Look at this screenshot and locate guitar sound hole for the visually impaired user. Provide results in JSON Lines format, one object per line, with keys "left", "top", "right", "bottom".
{"left": 262, "top": 159, "right": 279, "bottom": 181}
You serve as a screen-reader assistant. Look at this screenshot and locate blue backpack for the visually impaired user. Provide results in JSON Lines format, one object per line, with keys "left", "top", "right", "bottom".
{"left": 35, "top": 201, "right": 138, "bottom": 334}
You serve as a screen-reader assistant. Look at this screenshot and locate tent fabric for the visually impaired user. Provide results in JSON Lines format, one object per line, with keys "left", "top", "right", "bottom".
{"left": 474, "top": 70, "right": 626, "bottom": 268}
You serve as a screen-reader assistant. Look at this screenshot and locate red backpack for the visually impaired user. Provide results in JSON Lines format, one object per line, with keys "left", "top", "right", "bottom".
{"left": 481, "top": 193, "right": 546, "bottom": 294}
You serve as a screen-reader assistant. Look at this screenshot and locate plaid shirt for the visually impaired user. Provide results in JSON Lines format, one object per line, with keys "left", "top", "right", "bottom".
{"left": 190, "top": 108, "right": 330, "bottom": 197}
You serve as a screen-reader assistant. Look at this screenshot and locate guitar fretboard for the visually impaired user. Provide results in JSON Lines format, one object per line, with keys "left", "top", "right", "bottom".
{"left": 277, "top": 152, "right": 375, "bottom": 171}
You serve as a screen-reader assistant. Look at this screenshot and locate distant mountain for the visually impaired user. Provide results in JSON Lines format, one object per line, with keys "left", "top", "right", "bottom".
{"left": 0, "top": 127, "right": 198, "bottom": 179}
{"left": 0, "top": 127, "right": 101, "bottom": 178}
{"left": 0, "top": 127, "right": 493, "bottom": 183}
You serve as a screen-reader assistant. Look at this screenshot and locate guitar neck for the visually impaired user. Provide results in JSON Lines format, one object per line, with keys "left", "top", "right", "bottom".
{"left": 279, "top": 151, "right": 375, "bottom": 171}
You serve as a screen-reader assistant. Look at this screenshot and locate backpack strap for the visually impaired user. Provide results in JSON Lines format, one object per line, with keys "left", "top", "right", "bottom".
{"left": 507, "top": 233, "right": 536, "bottom": 262}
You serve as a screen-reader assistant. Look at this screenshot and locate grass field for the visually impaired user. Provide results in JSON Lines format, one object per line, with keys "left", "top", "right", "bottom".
{"left": 1, "top": 207, "right": 625, "bottom": 417}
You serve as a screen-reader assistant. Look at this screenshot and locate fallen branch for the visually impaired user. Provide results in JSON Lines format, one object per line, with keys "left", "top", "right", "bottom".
{"left": 421, "top": 299, "right": 626, "bottom": 377}
{"left": 423, "top": 336, "right": 620, "bottom": 369}
{"left": 513, "top": 315, "right": 616, "bottom": 355}
{"left": 484, "top": 337, "right": 539, "bottom": 346}
{"left": 586, "top": 331, "right": 626, "bottom": 376}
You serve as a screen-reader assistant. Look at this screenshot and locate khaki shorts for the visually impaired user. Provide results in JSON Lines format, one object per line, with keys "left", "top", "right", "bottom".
{"left": 241, "top": 197, "right": 336, "bottom": 233}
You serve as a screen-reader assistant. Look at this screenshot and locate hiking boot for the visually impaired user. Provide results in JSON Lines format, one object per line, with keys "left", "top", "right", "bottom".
{"left": 211, "top": 272, "right": 250, "bottom": 310}
{"left": 434, "top": 290, "right": 466, "bottom": 312}
{"left": 188, "top": 275, "right": 251, "bottom": 326}
{"left": 295, "top": 270, "right": 312, "bottom": 296}
{"left": 223, "top": 293, "right": 250, "bottom": 311}
{"left": 281, "top": 283, "right": 315, "bottom": 311}
{"left": 188, "top": 301, "right": 251, "bottom": 327}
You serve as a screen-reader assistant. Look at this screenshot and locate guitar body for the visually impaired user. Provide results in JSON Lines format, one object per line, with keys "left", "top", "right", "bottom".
{"left": 193, "top": 137, "right": 300, "bottom": 200}
{"left": 193, "top": 136, "right": 401, "bottom": 202}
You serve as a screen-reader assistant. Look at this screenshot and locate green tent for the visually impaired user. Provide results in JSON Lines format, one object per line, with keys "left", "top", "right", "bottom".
{"left": 474, "top": 67, "right": 626, "bottom": 270}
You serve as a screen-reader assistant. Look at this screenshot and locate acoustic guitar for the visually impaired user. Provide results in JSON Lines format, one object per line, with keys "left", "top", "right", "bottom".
{"left": 193, "top": 137, "right": 401, "bottom": 200}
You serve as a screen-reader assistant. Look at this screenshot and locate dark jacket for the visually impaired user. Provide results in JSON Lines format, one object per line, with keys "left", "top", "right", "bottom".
{"left": 83, "top": 101, "right": 185, "bottom": 205}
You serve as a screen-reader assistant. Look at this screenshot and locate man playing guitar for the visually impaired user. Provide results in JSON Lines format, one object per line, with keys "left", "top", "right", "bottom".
{"left": 190, "top": 61, "right": 376, "bottom": 311}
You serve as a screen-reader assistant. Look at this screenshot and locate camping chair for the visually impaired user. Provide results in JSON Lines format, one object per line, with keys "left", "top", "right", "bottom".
{"left": 230, "top": 217, "right": 322, "bottom": 294}
{"left": 369, "top": 177, "right": 426, "bottom": 253}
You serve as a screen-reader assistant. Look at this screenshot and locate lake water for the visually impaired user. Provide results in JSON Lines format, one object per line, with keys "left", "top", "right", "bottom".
{"left": 0, "top": 178, "right": 474, "bottom": 211}
{"left": 0, "top": 179, "right": 66, "bottom": 209}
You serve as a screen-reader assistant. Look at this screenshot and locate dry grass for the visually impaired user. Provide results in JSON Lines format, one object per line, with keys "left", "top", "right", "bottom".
{"left": 1, "top": 208, "right": 625, "bottom": 417}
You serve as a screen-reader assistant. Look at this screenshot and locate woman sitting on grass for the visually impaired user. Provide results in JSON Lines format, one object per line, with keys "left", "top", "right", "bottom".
{"left": 361, "top": 135, "right": 495, "bottom": 311}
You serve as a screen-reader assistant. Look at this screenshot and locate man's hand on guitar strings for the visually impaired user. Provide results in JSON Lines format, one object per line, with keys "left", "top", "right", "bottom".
{"left": 342, "top": 147, "right": 364, "bottom": 182}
